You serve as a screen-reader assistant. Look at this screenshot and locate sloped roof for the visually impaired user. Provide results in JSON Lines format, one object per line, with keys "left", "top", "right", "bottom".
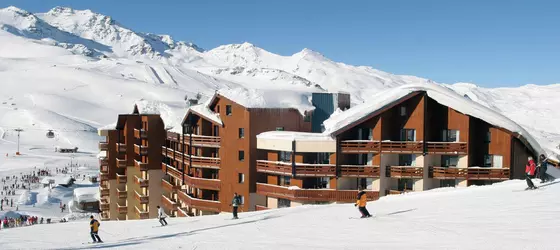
{"left": 322, "top": 82, "right": 544, "bottom": 155}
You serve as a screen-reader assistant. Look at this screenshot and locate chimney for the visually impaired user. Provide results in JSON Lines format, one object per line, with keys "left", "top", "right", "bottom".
{"left": 311, "top": 92, "right": 351, "bottom": 133}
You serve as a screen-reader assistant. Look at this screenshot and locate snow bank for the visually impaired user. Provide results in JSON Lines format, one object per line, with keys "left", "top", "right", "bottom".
{"left": 257, "top": 131, "right": 334, "bottom": 141}
{"left": 17, "top": 190, "right": 33, "bottom": 205}
{"left": 73, "top": 187, "right": 99, "bottom": 203}
{"left": 217, "top": 87, "right": 315, "bottom": 116}
{"left": 323, "top": 82, "right": 545, "bottom": 156}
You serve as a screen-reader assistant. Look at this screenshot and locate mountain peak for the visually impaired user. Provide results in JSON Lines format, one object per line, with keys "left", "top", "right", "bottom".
{"left": 293, "top": 48, "right": 328, "bottom": 61}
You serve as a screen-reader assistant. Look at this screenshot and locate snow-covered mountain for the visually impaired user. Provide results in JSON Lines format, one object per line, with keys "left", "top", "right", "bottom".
{"left": 0, "top": 5, "right": 558, "bottom": 159}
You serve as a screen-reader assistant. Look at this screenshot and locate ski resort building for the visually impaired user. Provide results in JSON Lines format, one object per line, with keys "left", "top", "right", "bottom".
{"left": 98, "top": 106, "right": 165, "bottom": 221}
{"left": 254, "top": 84, "right": 544, "bottom": 209}
{"left": 159, "top": 90, "right": 342, "bottom": 217}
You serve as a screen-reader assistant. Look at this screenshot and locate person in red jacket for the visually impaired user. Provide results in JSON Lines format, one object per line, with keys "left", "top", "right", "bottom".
{"left": 526, "top": 156, "right": 537, "bottom": 190}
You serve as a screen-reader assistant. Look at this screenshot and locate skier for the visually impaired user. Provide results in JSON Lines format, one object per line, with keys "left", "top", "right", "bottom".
{"left": 538, "top": 154, "right": 550, "bottom": 183}
{"left": 230, "top": 193, "right": 241, "bottom": 219}
{"left": 525, "top": 156, "right": 537, "bottom": 190}
{"left": 355, "top": 190, "right": 371, "bottom": 218}
{"left": 89, "top": 216, "right": 103, "bottom": 243}
{"left": 157, "top": 206, "right": 168, "bottom": 226}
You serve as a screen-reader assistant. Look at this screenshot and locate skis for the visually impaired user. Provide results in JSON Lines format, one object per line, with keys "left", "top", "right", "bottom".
{"left": 82, "top": 242, "right": 105, "bottom": 245}
{"left": 349, "top": 215, "right": 375, "bottom": 219}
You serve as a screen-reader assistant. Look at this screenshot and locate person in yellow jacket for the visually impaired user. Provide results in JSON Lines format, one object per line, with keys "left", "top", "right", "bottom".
{"left": 89, "top": 216, "right": 103, "bottom": 243}
{"left": 355, "top": 190, "right": 372, "bottom": 218}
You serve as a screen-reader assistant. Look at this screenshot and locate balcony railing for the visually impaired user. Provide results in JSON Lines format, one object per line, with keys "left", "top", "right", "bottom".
{"left": 116, "top": 143, "right": 126, "bottom": 153}
{"left": 256, "top": 160, "right": 336, "bottom": 177}
{"left": 100, "top": 188, "right": 110, "bottom": 197}
{"left": 386, "top": 166, "right": 423, "bottom": 178}
{"left": 184, "top": 174, "right": 221, "bottom": 191}
{"left": 177, "top": 207, "right": 190, "bottom": 217}
{"left": 99, "top": 158, "right": 108, "bottom": 167}
{"left": 183, "top": 134, "right": 221, "bottom": 148}
{"left": 162, "top": 178, "right": 179, "bottom": 193}
{"left": 100, "top": 212, "right": 110, "bottom": 221}
{"left": 135, "top": 205, "right": 149, "bottom": 219}
{"left": 340, "top": 140, "right": 381, "bottom": 153}
{"left": 256, "top": 183, "right": 379, "bottom": 203}
{"left": 467, "top": 167, "right": 510, "bottom": 180}
{"left": 426, "top": 142, "right": 467, "bottom": 155}
{"left": 100, "top": 173, "right": 109, "bottom": 181}
{"left": 117, "top": 188, "right": 127, "bottom": 199}
{"left": 430, "top": 166, "right": 467, "bottom": 179}
{"left": 117, "top": 204, "right": 127, "bottom": 214}
{"left": 99, "top": 142, "right": 109, "bottom": 151}
{"left": 340, "top": 165, "right": 380, "bottom": 178}
{"left": 161, "top": 195, "right": 179, "bottom": 211}
{"left": 134, "top": 160, "right": 149, "bottom": 171}
{"left": 256, "top": 160, "right": 292, "bottom": 176}
{"left": 177, "top": 190, "right": 221, "bottom": 213}
{"left": 134, "top": 144, "right": 148, "bottom": 156}
{"left": 100, "top": 198, "right": 109, "bottom": 211}
{"left": 381, "top": 141, "right": 423, "bottom": 154}
{"left": 162, "top": 163, "right": 183, "bottom": 180}
{"left": 116, "top": 173, "right": 127, "bottom": 184}
{"left": 116, "top": 158, "right": 127, "bottom": 168}
{"left": 100, "top": 165, "right": 109, "bottom": 174}
{"left": 134, "top": 190, "right": 149, "bottom": 204}
{"left": 134, "top": 128, "right": 148, "bottom": 139}
{"left": 164, "top": 148, "right": 220, "bottom": 169}
{"left": 386, "top": 189, "right": 410, "bottom": 195}
{"left": 134, "top": 175, "right": 149, "bottom": 188}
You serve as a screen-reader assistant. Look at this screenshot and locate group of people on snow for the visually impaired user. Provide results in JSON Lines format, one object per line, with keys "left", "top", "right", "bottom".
{"left": 1, "top": 215, "right": 42, "bottom": 230}
{"left": 525, "top": 154, "right": 553, "bottom": 190}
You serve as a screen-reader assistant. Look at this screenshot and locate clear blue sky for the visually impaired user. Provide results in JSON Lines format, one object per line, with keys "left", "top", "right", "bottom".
{"left": 3, "top": 0, "right": 560, "bottom": 87}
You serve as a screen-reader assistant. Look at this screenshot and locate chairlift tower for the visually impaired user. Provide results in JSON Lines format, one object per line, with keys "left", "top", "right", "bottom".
{"left": 14, "top": 128, "right": 23, "bottom": 155}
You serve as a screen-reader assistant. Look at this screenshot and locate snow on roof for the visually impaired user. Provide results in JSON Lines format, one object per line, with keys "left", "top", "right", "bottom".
{"left": 323, "top": 82, "right": 544, "bottom": 155}
{"left": 135, "top": 100, "right": 181, "bottom": 131}
{"left": 257, "top": 131, "right": 334, "bottom": 141}
{"left": 41, "top": 176, "right": 72, "bottom": 185}
{"left": 73, "top": 187, "right": 100, "bottom": 203}
{"left": 97, "top": 123, "right": 116, "bottom": 131}
{"left": 217, "top": 87, "right": 315, "bottom": 116}
{"left": 97, "top": 151, "right": 106, "bottom": 159}
{"left": 188, "top": 99, "right": 223, "bottom": 125}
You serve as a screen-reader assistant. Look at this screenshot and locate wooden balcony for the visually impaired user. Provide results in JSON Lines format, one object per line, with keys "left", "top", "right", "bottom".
{"left": 99, "top": 142, "right": 108, "bottom": 151}
{"left": 340, "top": 165, "right": 380, "bottom": 178}
{"left": 117, "top": 188, "right": 127, "bottom": 199}
{"left": 134, "top": 190, "right": 149, "bottom": 204}
{"left": 134, "top": 144, "right": 148, "bottom": 156}
{"left": 256, "top": 160, "right": 336, "bottom": 177}
{"left": 117, "top": 204, "right": 127, "bottom": 214}
{"left": 340, "top": 140, "right": 381, "bottom": 153}
{"left": 116, "top": 158, "right": 127, "bottom": 168}
{"left": 255, "top": 205, "right": 269, "bottom": 211}
{"left": 116, "top": 173, "right": 127, "bottom": 184}
{"left": 100, "top": 188, "right": 110, "bottom": 197}
{"left": 134, "top": 160, "right": 149, "bottom": 171}
{"left": 100, "top": 173, "right": 109, "bottom": 181}
{"left": 135, "top": 205, "right": 149, "bottom": 219}
{"left": 386, "top": 189, "right": 410, "bottom": 195}
{"left": 426, "top": 142, "right": 468, "bottom": 155}
{"left": 134, "top": 175, "right": 149, "bottom": 188}
{"left": 183, "top": 134, "right": 221, "bottom": 148}
{"left": 177, "top": 207, "right": 190, "bottom": 217}
{"left": 100, "top": 198, "right": 109, "bottom": 211}
{"left": 134, "top": 128, "right": 147, "bottom": 139}
{"left": 116, "top": 143, "right": 126, "bottom": 153}
{"left": 162, "top": 163, "right": 183, "bottom": 180}
{"left": 100, "top": 165, "right": 109, "bottom": 174}
{"left": 430, "top": 167, "right": 467, "bottom": 179}
{"left": 386, "top": 166, "right": 423, "bottom": 178}
{"left": 177, "top": 190, "right": 221, "bottom": 213}
{"left": 162, "top": 178, "right": 179, "bottom": 193}
{"left": 256, "top": 183, "right": 379, "bottom": 203}
{"left": 162, "top": 146, "right": 173, "bottom": 158}
{"left": 187, "top": 155, "right": 220, "bottom": 169}
{"left": 381, "top": 141, "right": 423, "bottom": 154}
{"left": 99, "top": 158, "right": 108, "bottom": 167}
{"left": 161, "top": 194, "right": 179, "bottom": 211}
{"left": 184, "top": 174, "right": 221, "bottom": 191}
{"left": 100, "top": 212, "right": 110, "bottom": 221}
{"left": 467, "top": 168, "right": 510, "bottom": 180}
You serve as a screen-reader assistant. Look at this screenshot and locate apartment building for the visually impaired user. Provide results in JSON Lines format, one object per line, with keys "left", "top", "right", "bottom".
{"left": 254, "top": 84, "right": 544, "bottom": 209}
{"left": 98, "top": 105, "right": 165, "bottom": 220}
{"left": 159, "top": 90, "right": 349, "bottom": 216}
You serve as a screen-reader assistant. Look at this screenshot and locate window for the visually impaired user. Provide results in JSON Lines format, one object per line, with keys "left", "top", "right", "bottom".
{"left": 440, "top": 180, "right": 456, "bottom": 187}
{"left": 400, "top": 129, "right": 416, "bottom": 141}
{"left": 238, "top": 173, "right": 245, "bottom": 183}
{"left": 442, "top": 155, "right": 459, "bottom": 167}
{"left": 316, "top": 152, "right": 330, "bottom": 164}
{"left": 485, "top": 131, "right": 491, "bottom": 143}
{"left": 279, "top": 176, "right": 291, "bottom": 186}
{"left": 442, "top": 129, "right": 460, "bottom": 142}
{"left": 397, "top": 179, "right": 413, "bottom": 191}
{"left": 399, "top": 154, "right": 416, "bottom": 166}
{"left": 238, "top": 195, "right": 244, "bottom": 205}
{"left": 484, "top": 154, "right": 492, "bottom": 167}
{"left": 216, "top": 105, "right": 220, "bottom": 113}
{"left": 213, "top": 126, "right": 219, "bottom": 136}
{"left": 492, "top": 155, "right": 503, "bottom": 168}
{"left": 400, "top": 106, "right": 407, "bottom": 116}
{"left": 278, "top": 198, "right": 291, "bottom": 208}
{"left": 279, "top": 151, "right": 291, "bottom": 163}
{"left": 238, "top": 128, "right": 245, "bottom": 138}
{"left": 276, "top": 127, "right": 284, "bottom": 131}
{"left": 238, "top": 150, "right": 245, "bottom": 161}
{"left": 226, "top": 105, "right": 232, "bottom": 116}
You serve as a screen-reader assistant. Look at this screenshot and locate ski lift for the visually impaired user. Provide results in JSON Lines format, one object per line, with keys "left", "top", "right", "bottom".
{"left": 46, "top": 130, "right": 55, "bottom": 139}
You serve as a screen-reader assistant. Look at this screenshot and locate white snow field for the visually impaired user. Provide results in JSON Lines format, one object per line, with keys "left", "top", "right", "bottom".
{"left": 1, "top": 177, "right": 560, "bottom": 250}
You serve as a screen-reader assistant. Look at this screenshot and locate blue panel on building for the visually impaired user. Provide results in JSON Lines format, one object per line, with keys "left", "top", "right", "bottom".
{"left": 311, "top": 93, "right": 335, "bottom": 133}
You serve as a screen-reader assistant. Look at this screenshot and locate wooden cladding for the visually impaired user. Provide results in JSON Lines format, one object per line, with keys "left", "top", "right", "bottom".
{"left": 134, "top": 190, "right": 149, "bottom": 204}
{"left": 255, "top": 205, "right": 270, "bottom": 211}
{"left": 134, "top": 175, "right": 149, "bottom": 188}
{"left": 177, "top": 190, "right": 221, "bottom": 213}
{"left": 116, "top": 158, "right": 126, "bottom": 168}
{"left": 183, "top": 134, "right": 221, "bottom": 148}
{"left": 430, "top": 167, "right": 467, "bottom": 179}
{"left": 135, "top": 206, "right": 149, "bottom": 219}
{"left": 116, "top": 173, "right": 127, "bottom": 184}
{"left": 162, "top": 147, "right": 220, "bottom": 169}
{"left": 134, "top": 160, "right": 149, "bottom": 171}
{"left": 134, "top": 144, "right": 148, "bottom": 156}
{"left": 386, "top": 166, "right": 423, "bottom": 178}
{"left": 162, "top": 178, "right": 179, "bottom": 193}
{"left": 134, "top": 128, "right": 147, "bottom": 139}
{"left": 467, "top": 168, "right": 510, "bottom": 180}
{"left": 340, "top": 140, "right": 466, "bottom": 155}
{"left": 426, "top": 142, "right": 467, "bottom": 155}
{"left": 98, "top": 142, "right": 108, "bottom": 151}
{"left": 162, "top": 163, "right": 182, "bottom": 180}
{"left": 117, "top": 188, "right": 127, "bottom": 199}
{"left": 184, "top": 174, "right": 221, "bottom": 191}
{"left": 116, "top": 143, "right": 126, "bottom": 153}
{"left": 256, "top": 160, "right": 380, "bottom": 178}
{"left": 256, "top": 183, "right": 379, "bottom": 203}
{"left": 117, "top": 204, "right": 128, "bottom": 214}
{"left": 161, "top": 194, "right": 179, "bottom": 211}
